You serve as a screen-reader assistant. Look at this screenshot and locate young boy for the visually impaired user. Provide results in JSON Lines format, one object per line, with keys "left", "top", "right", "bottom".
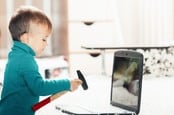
{"left": 0, "top": 6, "right": 82, "bottom": 115}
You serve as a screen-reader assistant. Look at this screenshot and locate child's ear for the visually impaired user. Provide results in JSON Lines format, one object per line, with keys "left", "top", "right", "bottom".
{"left": 20, "top": 33, "right": 29, "bottom": 44}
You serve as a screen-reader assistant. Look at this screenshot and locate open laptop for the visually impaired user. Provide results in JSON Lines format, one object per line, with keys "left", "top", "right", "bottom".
{"left": 55, "top": 50, "right": 143, "bottom": 115}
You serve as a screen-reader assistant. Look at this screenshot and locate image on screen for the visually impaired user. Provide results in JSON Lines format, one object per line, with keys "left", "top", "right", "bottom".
{"left": 111, "top": 56, "right": 142, "bottom": 110}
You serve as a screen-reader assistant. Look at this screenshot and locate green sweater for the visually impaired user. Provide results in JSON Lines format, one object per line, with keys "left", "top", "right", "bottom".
{"left": 0, "top": 41, "right": 70, "bottom": 115}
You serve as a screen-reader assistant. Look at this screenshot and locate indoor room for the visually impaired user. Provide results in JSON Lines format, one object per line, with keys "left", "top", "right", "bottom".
{"left": 0, "top": 0, "right": 174, "bottom": 115}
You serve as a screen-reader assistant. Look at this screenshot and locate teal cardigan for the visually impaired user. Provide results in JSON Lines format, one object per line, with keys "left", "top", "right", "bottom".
{"left": 0, "top": 41, "right": 70, "bottom": 115}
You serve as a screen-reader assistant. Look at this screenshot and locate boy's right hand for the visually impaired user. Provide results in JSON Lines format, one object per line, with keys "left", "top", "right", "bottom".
{"left": 70, "top": 78, "right": 82, "bottom": 92}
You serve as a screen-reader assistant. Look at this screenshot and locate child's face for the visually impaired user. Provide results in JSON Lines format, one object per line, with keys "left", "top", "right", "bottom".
{"left": 27, "top": 22, "right": 51, "bottom": 55}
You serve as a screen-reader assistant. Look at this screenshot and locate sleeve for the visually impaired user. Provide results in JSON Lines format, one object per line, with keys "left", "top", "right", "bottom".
{"left": 19, "top": 56, "right": 70, "bottom": 96}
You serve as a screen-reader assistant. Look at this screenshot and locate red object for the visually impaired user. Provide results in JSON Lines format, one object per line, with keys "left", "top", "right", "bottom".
{"left": 32, "top": 91, "right": 66, "bottom": 111}
{"left": 32, "top": 97, "right": 51, "bottom": 111}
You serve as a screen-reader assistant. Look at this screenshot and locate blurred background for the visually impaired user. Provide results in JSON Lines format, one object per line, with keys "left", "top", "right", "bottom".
{"left": 0, "top": 0, "right": 174, "bottom": 76}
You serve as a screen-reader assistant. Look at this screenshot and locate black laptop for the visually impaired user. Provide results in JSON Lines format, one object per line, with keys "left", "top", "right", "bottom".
{"left": 110, "top": 50, "right": 143, "bottom": 114}
{"left": 56, "top": 50, "right": 143, "bottom": 115}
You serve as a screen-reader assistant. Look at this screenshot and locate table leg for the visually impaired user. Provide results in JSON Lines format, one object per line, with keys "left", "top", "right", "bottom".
{"left": 101, "top": 49, "right": 106, "bottom": 75}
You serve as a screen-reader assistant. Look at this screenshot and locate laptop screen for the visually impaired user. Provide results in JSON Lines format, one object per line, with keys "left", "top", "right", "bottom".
{"left": 110, "top": 51, "right": 143, "bottom": 114}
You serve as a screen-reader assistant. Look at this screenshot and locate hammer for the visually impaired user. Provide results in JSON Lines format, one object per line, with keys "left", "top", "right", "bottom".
{"left": 32, "top": 70, "right": 88, "bottom": 111}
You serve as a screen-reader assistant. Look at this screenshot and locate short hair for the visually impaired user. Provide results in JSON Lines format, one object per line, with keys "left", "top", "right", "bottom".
{"left": 9, "top": 6, "right": 52, "bottom": 41}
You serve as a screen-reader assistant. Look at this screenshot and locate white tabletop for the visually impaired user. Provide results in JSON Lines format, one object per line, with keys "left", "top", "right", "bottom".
{"left": 36, "top": 75, "right": 174, "bottom": 115}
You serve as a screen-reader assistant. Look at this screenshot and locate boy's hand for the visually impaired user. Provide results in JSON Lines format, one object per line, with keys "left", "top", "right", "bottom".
{"left": 70, "top": 79, "right": 82, "bottom": 91}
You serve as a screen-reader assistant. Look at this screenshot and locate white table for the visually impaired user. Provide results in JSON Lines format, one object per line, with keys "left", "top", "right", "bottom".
{"left": 36, "top": 75, "right": 174, "bottom": 115}
{"left": 81, "top": 46, "right": 170, "bottom": 76}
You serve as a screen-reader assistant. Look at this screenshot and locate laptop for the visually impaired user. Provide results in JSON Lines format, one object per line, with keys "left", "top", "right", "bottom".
{"left": 55, "top": 50, "right": 143, "bottom": 115}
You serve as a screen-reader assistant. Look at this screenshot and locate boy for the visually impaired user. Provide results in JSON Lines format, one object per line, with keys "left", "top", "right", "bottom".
{"left": 0, "top": 6, "right": 82, "bottom": 115}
